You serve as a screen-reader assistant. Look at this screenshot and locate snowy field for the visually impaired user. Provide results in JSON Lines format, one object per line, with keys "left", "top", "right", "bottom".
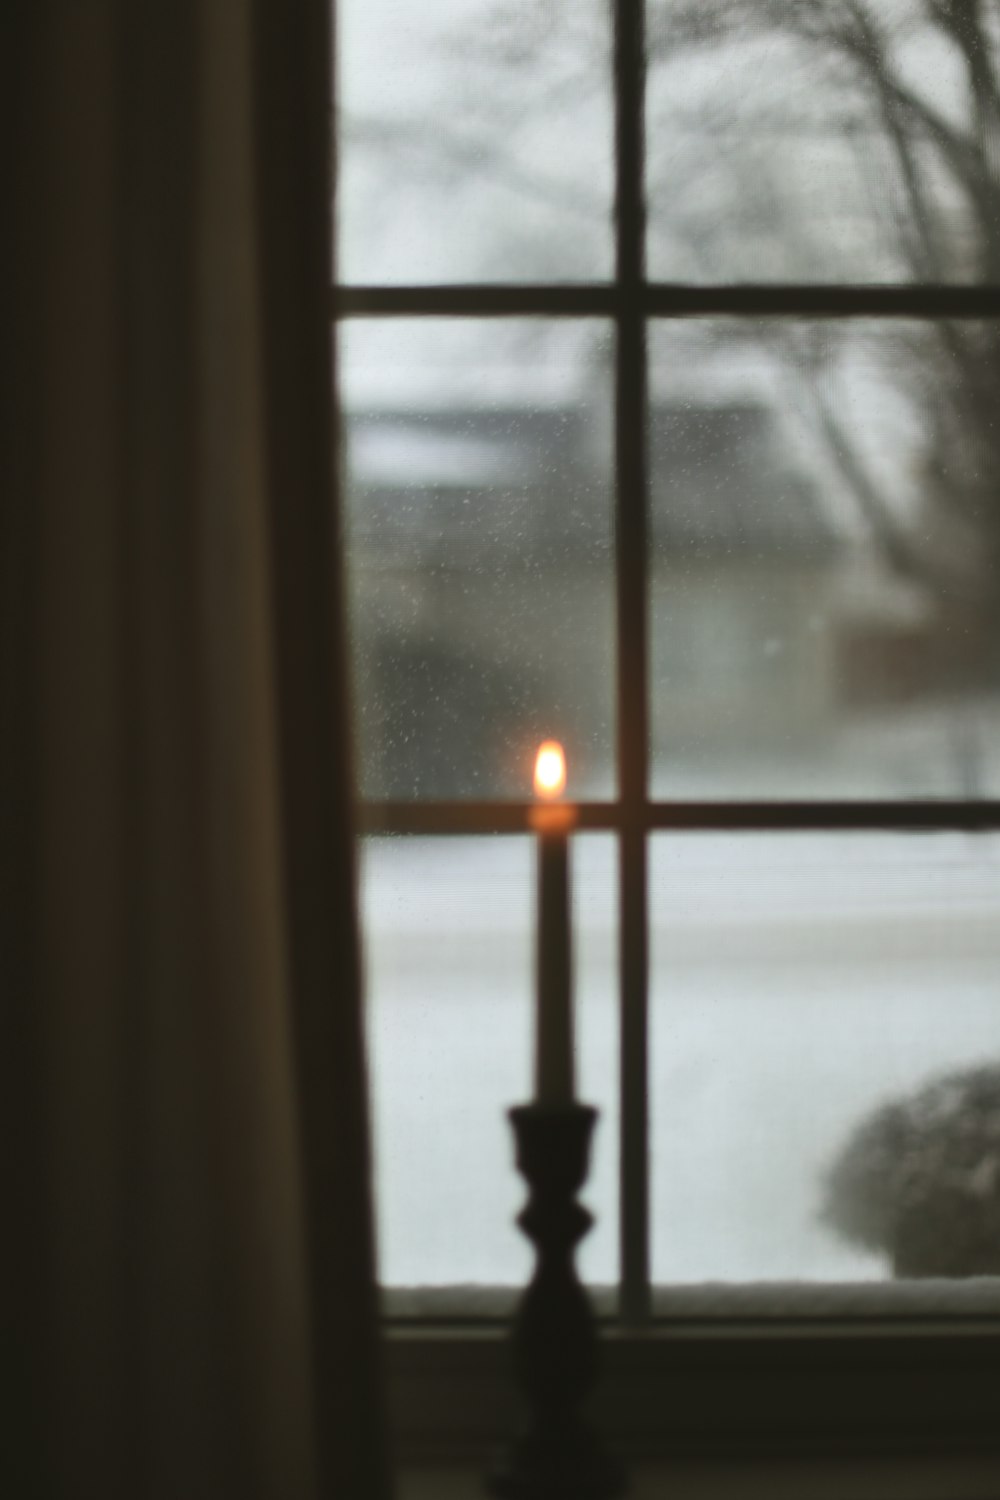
{"left": 360, "top": 831, "right": 1000, "bottom": 1295}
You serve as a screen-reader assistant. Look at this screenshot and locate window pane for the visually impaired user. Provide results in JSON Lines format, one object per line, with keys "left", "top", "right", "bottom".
{"left": 337, "top": 0, "right": 613, "bottom": 284}
{"left": 343, "top": 320, "right": 615, "bottom": 801}
{"left": 651, "top": 833, "right": 1000, "bottom": 1287}
{"left": 646, "top": 1, "right": 1000, "bottom": 283}
{"left": 649, "top": 320, "right": 1000, "bottom": 800}
{"left": 363, "top": 836, "right": 532, "bottom": 1291}
{"left": 363, "top": 834, "right": 618, "bottom": 1300}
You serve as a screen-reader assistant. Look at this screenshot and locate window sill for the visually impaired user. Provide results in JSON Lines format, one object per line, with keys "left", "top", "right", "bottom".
{"left": 396, "top": 1454, "right": 1000, "bottom": 1500}
{"left": 383, "top": 1279, "right": 1000, "bottom": 1322}
{"left": 385, "top": 1314, "right": 1000, "bottom": 1466}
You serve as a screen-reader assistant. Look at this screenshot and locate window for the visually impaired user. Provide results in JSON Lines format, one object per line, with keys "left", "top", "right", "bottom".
{"left": 333, "top": 0, "right": 1000, "bottom": 1463}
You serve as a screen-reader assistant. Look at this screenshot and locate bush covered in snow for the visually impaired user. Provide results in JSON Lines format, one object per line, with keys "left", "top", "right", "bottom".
{"left": 823, "top": 1064, "right": 1000, "bottom": 1278}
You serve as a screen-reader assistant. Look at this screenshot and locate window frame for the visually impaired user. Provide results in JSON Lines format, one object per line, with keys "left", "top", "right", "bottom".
{"left": 333, "top": 0, "right": 1000, "bottom": 1465}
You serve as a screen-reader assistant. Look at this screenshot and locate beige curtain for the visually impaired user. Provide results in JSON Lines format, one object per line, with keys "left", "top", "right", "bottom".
{"left": 2, "top": 4, "right": 390, "bottom": 1497}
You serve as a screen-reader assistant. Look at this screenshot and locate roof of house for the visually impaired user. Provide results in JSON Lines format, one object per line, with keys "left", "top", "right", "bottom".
{"left": 347, "top": 402, "right": 838, "bottom": 561}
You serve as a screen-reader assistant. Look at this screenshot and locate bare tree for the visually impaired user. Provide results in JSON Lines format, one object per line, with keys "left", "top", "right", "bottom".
{"left": 651, "top": 0, "right": 1000, "bottom": 643}
{"left": 341, "top": 0, "right": 1000, "bottom": 715}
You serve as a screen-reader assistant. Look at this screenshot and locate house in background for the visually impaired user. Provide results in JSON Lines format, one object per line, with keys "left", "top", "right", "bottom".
{"left": 345, "top": 398, "right": 946, "bottom": 799}
{"left": 345, "top": 404, "right": 614, "bottom": 799}
{"left": 646, "top": 403, "right": 840, "bottom": 780}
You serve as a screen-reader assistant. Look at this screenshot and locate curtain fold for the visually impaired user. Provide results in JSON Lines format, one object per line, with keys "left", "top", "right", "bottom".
{"left": 2, "top": 4, "right": 390, "bottom": 1497}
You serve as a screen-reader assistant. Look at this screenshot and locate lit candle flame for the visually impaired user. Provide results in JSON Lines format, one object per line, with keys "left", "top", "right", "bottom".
{"left": 533, "top": 740, "right": 567, "bottom": 800}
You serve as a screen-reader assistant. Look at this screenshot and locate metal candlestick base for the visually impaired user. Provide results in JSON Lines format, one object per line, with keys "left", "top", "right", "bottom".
{"left": 487, "top": 1103, "right": 626, "bottom": 1500}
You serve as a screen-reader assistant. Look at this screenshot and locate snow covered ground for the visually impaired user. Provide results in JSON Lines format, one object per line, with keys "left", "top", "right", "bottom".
{"left": 360, "top": 830, "right": 1000, "bottom": 1293}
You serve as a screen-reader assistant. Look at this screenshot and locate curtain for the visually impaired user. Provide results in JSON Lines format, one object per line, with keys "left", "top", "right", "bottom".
{"left": 2, "top": 4, "right": 391, "bottom": 1497}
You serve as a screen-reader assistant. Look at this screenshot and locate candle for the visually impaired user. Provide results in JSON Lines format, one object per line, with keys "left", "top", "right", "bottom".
{"left": 531, "top": 740, "right": 575, "bottom": 1105}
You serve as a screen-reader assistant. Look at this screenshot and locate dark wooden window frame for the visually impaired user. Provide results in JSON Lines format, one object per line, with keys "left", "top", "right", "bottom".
{"left": 334, "top": 0, "right": 1000, "bottom": 1465}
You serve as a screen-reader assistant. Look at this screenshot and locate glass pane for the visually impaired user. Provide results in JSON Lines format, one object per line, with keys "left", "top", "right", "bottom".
{"left": 363, "top": 835, "right": 532, "bottom": 1290}
{"left": 650, "top": 833, "right": 1000, "bottom": 1285}
{"left": 337, "top": 0, "right": 613, "bottom": 283}
{"left": 363, "top": 833, "right": 618, "bottom": 1299}
{"left": 343, "top": 320, "right": 615, "bottom": 801}
{"left": 649, "top": 320, "right": 1000, "bottom": 800}
{"left": 647, "top": 1, "right": 1000, "bottom": 283}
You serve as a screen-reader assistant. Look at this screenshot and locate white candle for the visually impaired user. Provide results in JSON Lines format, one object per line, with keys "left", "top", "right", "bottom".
{"left": 531, "top": 741, "right": 575, "bottom": 1105}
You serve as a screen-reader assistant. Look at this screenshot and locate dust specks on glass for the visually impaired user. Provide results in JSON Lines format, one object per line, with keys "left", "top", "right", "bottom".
{"left": 343, "top": 319, "right": 615, "bottom": 802}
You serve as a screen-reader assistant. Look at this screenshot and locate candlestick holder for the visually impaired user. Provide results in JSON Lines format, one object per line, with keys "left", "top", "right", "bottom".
{"left": 487, "top": 1102, "right": 626, "bottom": 1499}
